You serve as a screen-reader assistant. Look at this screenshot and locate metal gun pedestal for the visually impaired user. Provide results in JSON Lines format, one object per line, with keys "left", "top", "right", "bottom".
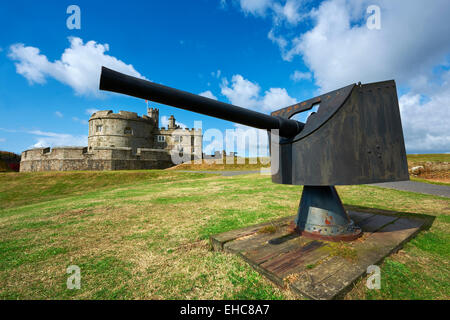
{"left": 294, "top": 186, "right": 362, "bottom": 241}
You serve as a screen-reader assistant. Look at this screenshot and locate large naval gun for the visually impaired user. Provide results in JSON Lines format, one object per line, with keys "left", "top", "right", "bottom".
{"left": 99, "top": 66, "right": 409, "bottom": 241}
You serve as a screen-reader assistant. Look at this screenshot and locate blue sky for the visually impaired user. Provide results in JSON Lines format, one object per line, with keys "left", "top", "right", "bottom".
{"left": 1, "top": 0, "right": 449, "bottom": 155}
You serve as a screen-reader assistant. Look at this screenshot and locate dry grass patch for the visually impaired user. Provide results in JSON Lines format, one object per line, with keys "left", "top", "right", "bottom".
{"left": 0, "top": 170, "right": 448, "bottom": 299}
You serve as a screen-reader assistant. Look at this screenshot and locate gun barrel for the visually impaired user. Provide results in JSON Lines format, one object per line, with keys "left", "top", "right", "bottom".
{"left": 99, "top": 67, "right": 303, "bottom": 138}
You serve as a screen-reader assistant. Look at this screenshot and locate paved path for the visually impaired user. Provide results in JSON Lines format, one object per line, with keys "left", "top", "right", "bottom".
{"left": 370, "top": 180, "right": 450, "bottom": 198}
{"left": 180, "top": 170, "right": 450, "bottom": 198}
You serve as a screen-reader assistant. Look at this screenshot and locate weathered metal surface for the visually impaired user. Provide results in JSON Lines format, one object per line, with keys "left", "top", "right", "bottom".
{"left": 271, "top": 80, "right": 409, "bottom": 186}
{"left": 271, "top": 84, "right": 355, "bottom": 140}
{"left": 99, "top": 67, "right": 303, "bottom": 138}
{"left": 210, "top": 211, "right": 425, "bottom": 300}
{"left": 294, "top": 186, "right": 362, "bottom": 241}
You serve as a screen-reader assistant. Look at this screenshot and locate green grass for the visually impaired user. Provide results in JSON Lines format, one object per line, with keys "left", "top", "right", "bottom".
{"left": 224, "top": 262, "right": 284, "bottom": 300}
{"left": 0, "top": 170, "right": 211, "bottom": 209}
{"left": 363, "top": 257, "right": 449, "bottom": 300}
{"left": 0, "top": 170, "right": 448, "bottom": 300}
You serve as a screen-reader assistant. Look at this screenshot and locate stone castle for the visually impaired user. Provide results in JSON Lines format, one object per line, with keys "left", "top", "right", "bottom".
{"left": 20, "top": 108, "right": 202, "bottom": 172}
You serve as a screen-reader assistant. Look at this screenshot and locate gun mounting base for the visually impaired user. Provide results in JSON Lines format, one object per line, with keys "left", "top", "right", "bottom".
{"left": 293, "top": 186, "right": 362, "bottom": 242}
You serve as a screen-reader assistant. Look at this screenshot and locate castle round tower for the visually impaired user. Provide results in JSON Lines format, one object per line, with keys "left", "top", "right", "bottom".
{"left": 88, "top": 110, "right": 158, "bottom": 153}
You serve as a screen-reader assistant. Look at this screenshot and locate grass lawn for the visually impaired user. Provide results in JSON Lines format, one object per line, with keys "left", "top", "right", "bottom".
{"left": 0, "top": 170, "right": 449, "bottom": 299}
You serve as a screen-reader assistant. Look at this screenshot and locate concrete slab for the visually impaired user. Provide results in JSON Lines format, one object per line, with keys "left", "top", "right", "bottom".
{"left": 210, "top": 211, "right": 425, "bottom": 300}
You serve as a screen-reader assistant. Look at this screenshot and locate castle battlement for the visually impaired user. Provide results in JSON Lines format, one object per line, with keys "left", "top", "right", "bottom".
{"left": 22, "top": 147, "right": 88, "bottom": 161}
{"left": 89, "top": 110, "right": 155, "bottom": 122}
{"left": 20, "top": 145, "right": 176, "bottom": 172}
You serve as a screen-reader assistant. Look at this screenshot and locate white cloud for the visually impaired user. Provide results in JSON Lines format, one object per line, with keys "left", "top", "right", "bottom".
{"left": 72, "top": 117, "right": 88, "bottom": 125}
{"left": 1, "top": 128, "right": 87, "bottom": 149}
{"left": 199, "top": 90, "right": 218, "bottom": 100}
{"left": 221, "top": 74, "right": 296, "bottom": 112}
{"left": 399, "top": 76, "right": 450, "bottom": 153}
{"left": 27, "top": 130, "right": 87, "bottom": 148}
{"left": 211, "top": 70, "right": 221, "bottom": 78}
{"left": 281, "top": 0, "right": 450, "bottom": 152}
{"left": 238, "top": 0, "right": 306, "bottom": 25}
{"left": 8, "top": 37, "right": 145, "bottom": 97}
{"left": 160, "top": 115, "right": 187, "bottom": 129}
{"left": 221, "top": 75, "right": 261, "bottom": 109}
{"left": 273, "top": 0, "right": 450, "bottom": 92}
{"left": 268, "top": 29, "right": 288, "bottom": 52}
{"left": 272, "top": 0, "right": 304, "bottom": 25}
{"left": 224, "top": 123, "right": 269, "bottom": 157}
{"left": 236, "top": 0, "right": 450, "bottom": 152}
{"left": 0, "top": 128, "right": 17, "bottom": 133}
{"left": 54, "top": 111, "right": 63, "bottom": 118}
{"left": 85, "top": 108, "right": 100, "bottom": 115}
{"left": 262, "top": 87, "right": 296, "bottom": 110}
{"left": 239, "top": 0, "right": 273, "bottom": 16}
{"left": 290, "top": 70, "right": 311, "bottom": 82}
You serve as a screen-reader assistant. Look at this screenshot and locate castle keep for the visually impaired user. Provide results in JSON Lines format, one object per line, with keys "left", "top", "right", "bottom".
{"left": 20, "top": 108, "right": 202, "bottom": 172}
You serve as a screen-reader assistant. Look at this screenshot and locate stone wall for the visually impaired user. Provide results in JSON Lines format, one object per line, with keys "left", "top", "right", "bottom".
{"left": 157, "top": 127, "right": 202, "bottom": 157}
{"left": 20, "top": 146, "right": 174, "bottom": 172}
{"left": 88, "top": 110, "right": 157, "bottom": 153}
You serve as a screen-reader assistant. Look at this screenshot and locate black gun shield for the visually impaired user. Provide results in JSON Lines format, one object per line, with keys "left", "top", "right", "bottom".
{"left": 271, "top": 80, "right": 409, "bottom": 186}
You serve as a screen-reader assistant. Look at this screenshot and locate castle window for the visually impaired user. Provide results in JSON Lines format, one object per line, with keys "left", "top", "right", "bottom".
{"left": 96, "top": 125, "right": 103, "bottom": 133}
{"left": 157, "top": 135, "right": 165, "bottom": 142}
{"left": 174, "top": 135, "right": 183, "bottom": 143}
{"left": 124, "top": 127, "right": 133, "bottom": 135}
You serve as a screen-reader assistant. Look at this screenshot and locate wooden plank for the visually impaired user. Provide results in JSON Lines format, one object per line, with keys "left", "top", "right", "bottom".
{"left": 224, "top": 226, "right": 292, "bottom": 253}
{"left": 348, "top": 211, "right": 374, "bottom": 224}
{"left": 242, "top": 239, "right": 330, "bottom": 288}
{"left": 290, "top": 256, "right": 350, "bottom": 300}
{"left": 210, "top": 215, "right": 294, "bottom": 251}
{"left": 358, "top": 213, "right": 398, "bottom": 233}
{"left": 211, "top": 211, "right": 426, "bottom": 300}
{"left": 357, "top": 217, "right": 425, "bottom": 262}
{"left": 290, "top": 217, "right": 425, "bottom": 300}
{"left": 277, "top": 245, "right": 331, "bottom": 280}
{"left": 261, "top": 240, "right": 325, "bottom": 274}
{"left": 211, "top": 210, "right": 384, "bottom": 250}
{"left": 242, "top": 234, "right": 307, "bottom": 265}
